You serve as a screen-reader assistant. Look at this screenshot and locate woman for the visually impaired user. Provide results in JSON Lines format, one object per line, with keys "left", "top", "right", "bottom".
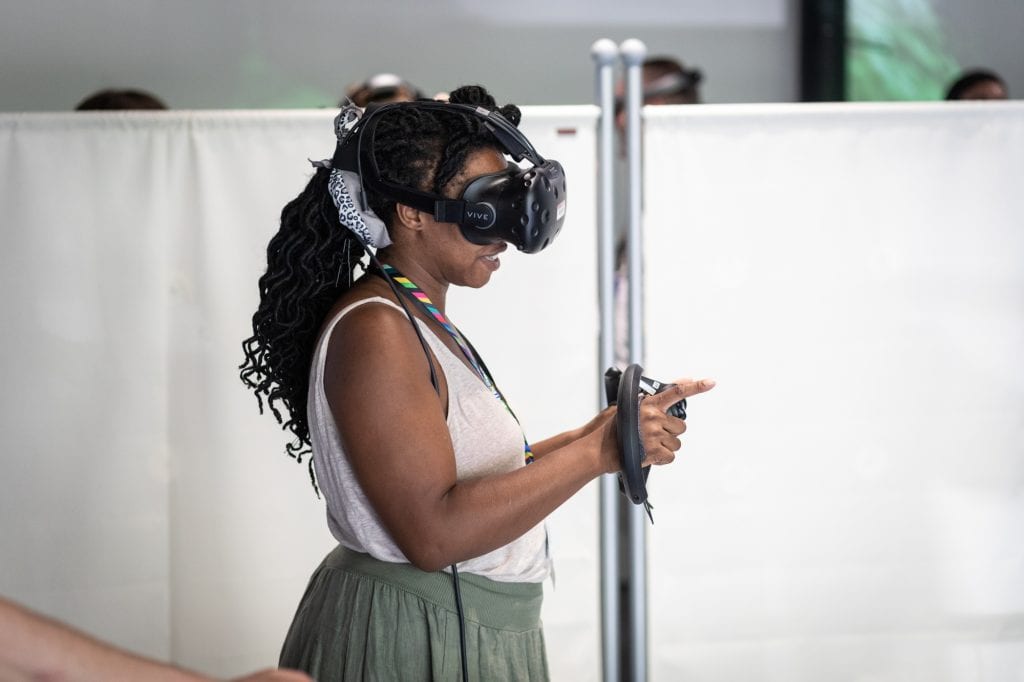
{"left": 240, "top": 85, "right": 713, "bottom": 680}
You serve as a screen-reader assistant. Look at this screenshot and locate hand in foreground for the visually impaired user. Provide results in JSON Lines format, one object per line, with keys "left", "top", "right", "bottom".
{"left": 638, "top": 378, "right": 715, "bottom": 466}
{"left": 229, "top": 670, "right": 312, "bottom": 682}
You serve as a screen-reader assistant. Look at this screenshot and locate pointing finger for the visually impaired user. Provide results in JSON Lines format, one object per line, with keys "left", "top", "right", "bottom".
{"left": 645, "top": 378, "right": 716, "bottom": 411}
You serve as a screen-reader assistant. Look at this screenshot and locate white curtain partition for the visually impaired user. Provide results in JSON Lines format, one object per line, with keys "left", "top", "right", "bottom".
{"left": 0, "top": 108, "right": 599, "bottom": 680}
{"left": 642, "top": 102, "right": 1024, "bottom": 681}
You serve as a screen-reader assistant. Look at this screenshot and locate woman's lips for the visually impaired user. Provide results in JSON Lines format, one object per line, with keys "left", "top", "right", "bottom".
{"left": 481, "top": 243, "right": 506, "bottom": 269}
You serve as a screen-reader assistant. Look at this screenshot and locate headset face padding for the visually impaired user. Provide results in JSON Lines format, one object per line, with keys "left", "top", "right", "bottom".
{"left": 459, "top": 159, "right": 566, "bottom": 254}
{"left": 331, "top": 100, "right": 567, "bottom": 254}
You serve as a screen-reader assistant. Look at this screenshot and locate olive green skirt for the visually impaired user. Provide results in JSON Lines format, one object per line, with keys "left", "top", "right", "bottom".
{"left": 279, "top": 545, "right": 549, "bottom": 681}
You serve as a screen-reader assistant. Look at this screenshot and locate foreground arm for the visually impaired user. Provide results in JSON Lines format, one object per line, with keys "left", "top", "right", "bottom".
{"left": 0, "top": 596, "right": 310, "bottom": 682}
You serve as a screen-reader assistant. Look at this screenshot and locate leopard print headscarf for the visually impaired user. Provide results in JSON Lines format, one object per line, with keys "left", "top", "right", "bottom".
{"left": 311, "top": 105, "right": 393, "bottom": 249}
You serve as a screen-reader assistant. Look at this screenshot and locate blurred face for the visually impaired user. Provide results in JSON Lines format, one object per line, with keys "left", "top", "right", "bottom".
{"left": 958, "top": 79, "right": 1008, "bottom": 100}
{"left": 615, "top": 68, "right": 697, "bottom": 154}
{"left": 356, "top": 85, "right": 419, "bottom": 107}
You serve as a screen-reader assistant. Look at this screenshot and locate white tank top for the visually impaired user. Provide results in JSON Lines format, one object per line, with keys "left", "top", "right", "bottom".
{"left": 308, "top": 296, "right": 551, "bottom": 583}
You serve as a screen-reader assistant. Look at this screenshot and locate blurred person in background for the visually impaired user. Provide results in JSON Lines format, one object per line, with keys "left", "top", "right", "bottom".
{"left": 615, "top": 55, "right": 703, "bottom": 142}
{"left": 945, "top": 69, "right": 1009, "bottom": 100}
{"left": 613, "top": 55, "right": 705, "bottom": 362}
{"left": 74, "top": 88, "right": 168, "bottom": 110}
{"left": 343, "top": 73, "right": 422, "bottom": 107}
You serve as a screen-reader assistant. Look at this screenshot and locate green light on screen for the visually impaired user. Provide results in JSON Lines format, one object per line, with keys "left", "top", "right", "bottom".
{"left": 847, "top": 0, "right": 962, "bottom": 100}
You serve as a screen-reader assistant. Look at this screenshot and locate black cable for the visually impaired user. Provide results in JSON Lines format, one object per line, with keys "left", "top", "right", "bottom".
{"left": 451, "top": 564, "right": 471, "bottom": 682}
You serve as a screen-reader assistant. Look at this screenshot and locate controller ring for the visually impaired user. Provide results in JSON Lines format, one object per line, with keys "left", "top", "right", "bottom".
{"left": 615, "top": 363, "right": 651, "bottom": 507}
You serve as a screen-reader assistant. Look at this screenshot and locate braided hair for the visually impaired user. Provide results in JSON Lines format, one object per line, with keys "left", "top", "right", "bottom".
{"left": 239, "top": 85, "right": 521, "bottom": 483}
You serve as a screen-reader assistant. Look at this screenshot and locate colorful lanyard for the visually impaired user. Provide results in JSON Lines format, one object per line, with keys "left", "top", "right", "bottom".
{"left": 381, "top": 264, "right": 535, "bottom": 465}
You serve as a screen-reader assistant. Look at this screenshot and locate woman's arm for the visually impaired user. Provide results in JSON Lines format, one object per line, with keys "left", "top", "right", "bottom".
{"left": 529, "top": 406, "right": 615, "bottom": 459}
{"left": 325, "top": 304, "right": 713, "bottom": 573}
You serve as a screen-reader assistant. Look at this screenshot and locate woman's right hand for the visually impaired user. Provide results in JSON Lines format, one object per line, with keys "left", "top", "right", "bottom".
{"left": 596, "top": 377, "right": 715, "bottom": 473}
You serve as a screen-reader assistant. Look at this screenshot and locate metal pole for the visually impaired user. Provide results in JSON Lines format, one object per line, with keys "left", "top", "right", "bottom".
{"left": 591, "top": 37, "right": 620, "bottom": 682}
{"left": 620, "top": 36, "right": 648, "bottom": 682}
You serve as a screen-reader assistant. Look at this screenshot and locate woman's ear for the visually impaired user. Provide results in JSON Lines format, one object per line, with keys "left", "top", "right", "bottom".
{"left": 394, "top": 202, "right": 429, "bottom": 232}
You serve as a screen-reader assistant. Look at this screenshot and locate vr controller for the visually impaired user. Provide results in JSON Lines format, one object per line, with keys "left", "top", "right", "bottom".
{"left": 604, "top": 365, "right": 687, "bottom": 523}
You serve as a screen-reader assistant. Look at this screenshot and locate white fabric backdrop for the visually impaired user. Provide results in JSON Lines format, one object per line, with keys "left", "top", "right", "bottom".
{"left": 0, "top": 107, "right": 600, "bottom": 679}
{"left": 6, "top": 101, "right": 1021, "bottom": 682}
{"left": 643, "top": 102, "right": 1024, "bottom": 681}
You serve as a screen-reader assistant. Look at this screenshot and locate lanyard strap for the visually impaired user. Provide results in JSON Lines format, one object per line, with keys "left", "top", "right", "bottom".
{"left": 380, "top": 264, "right": 535, "bottom": 465}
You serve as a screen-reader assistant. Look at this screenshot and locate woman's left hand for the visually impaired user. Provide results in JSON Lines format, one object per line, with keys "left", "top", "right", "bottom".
{"left": 580, "top": 405, "right": 616, "bottom": 438}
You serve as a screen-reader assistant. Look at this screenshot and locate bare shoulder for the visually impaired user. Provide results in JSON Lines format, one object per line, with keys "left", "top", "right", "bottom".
{"left": 329, "top": 297, "right": 421, "bottom": 361}
{"left": 321, "top": 285, "right": 434, "bottom": 390}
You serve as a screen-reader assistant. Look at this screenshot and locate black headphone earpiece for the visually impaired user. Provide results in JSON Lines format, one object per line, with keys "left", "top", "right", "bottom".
{"left": 331, "top": 100, "right": 566, "bottom": 254}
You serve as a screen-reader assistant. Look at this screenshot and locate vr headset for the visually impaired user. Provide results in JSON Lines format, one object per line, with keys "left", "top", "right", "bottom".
{"left": 331, "top": 100, "right": 566, "bottom": 254}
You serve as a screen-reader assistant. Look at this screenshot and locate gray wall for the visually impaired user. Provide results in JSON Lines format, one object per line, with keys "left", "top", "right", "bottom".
{"left": 3, "top": 0, "right": 1021, "bottom": 113}
{"left": 932, "top": 0, "right": 1024, "bottom": 96}
{"left": 2, "top": 0, "right": 798, "bottom": 111}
